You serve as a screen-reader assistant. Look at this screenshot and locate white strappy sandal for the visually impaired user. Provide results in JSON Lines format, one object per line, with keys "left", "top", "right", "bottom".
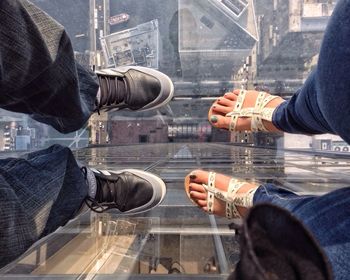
{"left": 190, "top": 172, "right": 258, "bottom": 219}
{"left": 225, "top": 90, "right": 280, "bottom": 132}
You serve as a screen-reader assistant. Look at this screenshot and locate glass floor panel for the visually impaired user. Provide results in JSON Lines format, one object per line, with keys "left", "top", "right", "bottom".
{"left": 1, "top": 143, "right": 349, "bottom": 279}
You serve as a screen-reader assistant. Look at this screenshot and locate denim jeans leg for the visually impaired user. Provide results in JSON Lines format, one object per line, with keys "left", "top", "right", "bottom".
{"left": 254, "top": 185, "right": 350, "bottom": 279}
{"left": 0, "top": 0, "right": 99, "bottom": 133}
{"left": 272, "top": 0, "right": 350, "bottom": 144}
{"left": 0, "top": 144, "right": 88, "bottom": 268}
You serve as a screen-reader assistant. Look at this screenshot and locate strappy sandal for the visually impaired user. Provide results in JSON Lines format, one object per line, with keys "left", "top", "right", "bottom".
{"left": 185, "top": 172, "right": 258, "bottom": 219}
{"left": 225, "top": 89, "right": 281, "bottom": 132}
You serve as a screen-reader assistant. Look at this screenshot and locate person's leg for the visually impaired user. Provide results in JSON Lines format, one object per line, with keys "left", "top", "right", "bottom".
{"left": 0, "top": 0, "right": 174, "bottom": 134}
{"left": 272, "top": 0, "right": 350, "bottom": 142}
{"left": 0, "top": 144, "right": 88, "bottom": 268}
{"left": 185, "top": 170, "right": 350, "bottom": 279}
{"left": 208, "top": 0, "right": 350, "bottom": 140}
{"left": 0, "top": 0, "right": 98, "bottom": 133}
{"left": 0, "top": 144, "right": 167, "bottom": 269}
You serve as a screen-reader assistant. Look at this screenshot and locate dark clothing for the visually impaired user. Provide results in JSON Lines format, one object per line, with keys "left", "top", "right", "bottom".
{"left": 229, "top": 204, "right": 333, "bottom": 280}
{"left": 0, "top": 0, "right": 96, "bottom": 267}
{"left": 0, "top": 144, "right": 88, "bottom": 268}
{"left": 0, "top": 0, "right": 98, "bottom": 133}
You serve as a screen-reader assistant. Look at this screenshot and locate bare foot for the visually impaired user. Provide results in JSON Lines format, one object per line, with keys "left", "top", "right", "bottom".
{"left": 184, "top": 170, "right": 258, "bottom": 218}
{"left": 208, "top": 89, "right": 284, "bottom": 132}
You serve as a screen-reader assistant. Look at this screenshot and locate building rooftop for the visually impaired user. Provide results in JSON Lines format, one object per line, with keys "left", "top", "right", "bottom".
{"left": 178, "top": 0, "right": 258, "bottom": 52}
{"left": 101, "top": 20, "right": 159, "bottom": 68}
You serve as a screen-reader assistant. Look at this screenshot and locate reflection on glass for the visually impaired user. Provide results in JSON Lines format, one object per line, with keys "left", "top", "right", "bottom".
{"left": 0, "top": 0, "right": 343, "bottom": 154}
{"left": 1, "top": 0, "right": 348, "bottom": 278}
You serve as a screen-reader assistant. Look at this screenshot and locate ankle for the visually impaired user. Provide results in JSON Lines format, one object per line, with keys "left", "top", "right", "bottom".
{"left": 80, "top": 166, "right": 97, "bottom": 198}
{"left": 235, "top": 184, "right": 259, "bottom": 216}
{"left": 96, "top": 75, "right": 128, "bottom": 110}
{"left": 96, "top": 88, "right": 101, "bottom": 104}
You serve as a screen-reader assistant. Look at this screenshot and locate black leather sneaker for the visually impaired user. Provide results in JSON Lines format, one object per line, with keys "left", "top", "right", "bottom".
{"left": 95, "top": 66, "right": 174, "bottom": 113}
{"left": 84, "top": 168, "right": 166, "bottom": 214}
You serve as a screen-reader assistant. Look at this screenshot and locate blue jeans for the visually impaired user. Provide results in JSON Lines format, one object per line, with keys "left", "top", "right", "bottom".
{"left": 0, "top": 0, "right": 97, "bottom": 267}
{"left": 0, "top": 144, "right": 89, "bottom": 268}
{"left": 252, "top": 0, "right": 350, "bottom": 278}
{"left": 0, "top": 0, "right": 99, "bottom": 134}
{"left": 272, "top": 0, "right": 350, "bottom": 144}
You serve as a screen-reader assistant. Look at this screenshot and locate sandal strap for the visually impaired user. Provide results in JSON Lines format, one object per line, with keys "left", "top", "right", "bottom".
{"left": 251, "top": 94, "right": 280, "bottom": 132}
{"left": 201, "top": 172, "right": 259, "bottom": 219}
{"left": 206, "top": 172, "right": 216, "bottom": 214}
{"left": 204, "top": 173, "right": 239, "bottom": 215}
{"left": 202, "top": 173, "right": 235, "bottom": 216}
{"left": 226, "top": 179, "right": 245, "bottom": 219}
{"left": 233, "top": 187, "right": 259, "bottom": 207}
{"left": 227, "top": 89, "right": 246, "bottom": 131}
{"left": 225, "top": 90, "right": 279, "bottom": 132}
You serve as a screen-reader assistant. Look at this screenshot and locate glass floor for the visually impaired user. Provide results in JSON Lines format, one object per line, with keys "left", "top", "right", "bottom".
{"left": 1, "top": 143, "right": 349, "bottom": 279}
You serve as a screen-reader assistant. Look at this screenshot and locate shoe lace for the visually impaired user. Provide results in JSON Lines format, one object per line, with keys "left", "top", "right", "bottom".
{"left": 95, "top": 74, "right": 129, "bottom": 114}
{"left": 82, "top": 167, "right": 122, "bottom": 213}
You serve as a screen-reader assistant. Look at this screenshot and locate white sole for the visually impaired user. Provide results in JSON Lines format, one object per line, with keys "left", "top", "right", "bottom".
{"left": 97, "top": 66, "right": 174, "bottom": 111}
{"left": 131, "top": 66, "right": 174, "bottom": 111}
{"left": 109, "top": 168, "right": 166, "bottom": 215}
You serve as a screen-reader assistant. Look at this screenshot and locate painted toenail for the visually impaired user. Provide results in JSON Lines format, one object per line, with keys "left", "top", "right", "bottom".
{"left": 190, "top": 174, "right": 196, "bottom": 180}
{"left": 211, "top": 116, "right": 218, "bottom": 123}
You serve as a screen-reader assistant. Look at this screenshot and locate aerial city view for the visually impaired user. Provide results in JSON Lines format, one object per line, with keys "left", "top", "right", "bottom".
{"left": 1, "top": 1, "right": 349, "bottom": 279}
{"left": 0, "top": 0, "right": 343, "bottom": 153}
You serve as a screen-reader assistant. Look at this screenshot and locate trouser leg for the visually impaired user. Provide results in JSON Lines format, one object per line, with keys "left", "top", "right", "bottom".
{"left": 254, "top": 184, "right": 350, "bottom": 279}
{"left": 0, "top": 144, "right": 88, "bottom": 268}
{"left": 0, "top": 0, "right": 99, "bottom": 133}
{"left": 272, "top": 0, "right": 350, "bottom": 144}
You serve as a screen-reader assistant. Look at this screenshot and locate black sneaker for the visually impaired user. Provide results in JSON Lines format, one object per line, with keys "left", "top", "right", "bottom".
{"left": 84, "top": 168, "right": 166, "bottom": 214}
{"left": 95, "top": 66, "right": 174, "bottom": 113}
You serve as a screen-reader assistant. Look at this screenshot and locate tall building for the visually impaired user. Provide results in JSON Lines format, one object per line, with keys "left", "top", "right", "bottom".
{"left": 100, "top": 20, "right": 160, "bottom": 69}
{"left": 178, "top": 0, "right": 258, "bottom": 81}
{"left": 257, "top": 0, "right": 336, "bottom": 81}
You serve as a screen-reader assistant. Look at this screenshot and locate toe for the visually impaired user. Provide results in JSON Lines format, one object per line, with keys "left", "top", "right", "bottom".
{"left": 189, "top": 182, "right": 205, "bottom": 193}
{"left": 210, "top": 115, "right": 231, "bottom": 129}
{"left": 187, "top": 169, "right": 208, "bottom": 184}
{"left": 190, "top": 190, "right": 207, "bottom": 200}
{"left": 196, "top": 200, "right": 207, "bottom": 207}
{"left": 217, "top": 97, "right": 235, "bottom": 107}
{"left": 224, "top": 90, "right": 240, "bottom": 100}
{"left": 212, "top": 104, "right": 232, "bottom": 115}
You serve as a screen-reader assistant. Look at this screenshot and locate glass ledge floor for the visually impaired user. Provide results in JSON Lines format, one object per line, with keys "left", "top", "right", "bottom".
{"left": 1, "top": 143, "right": 350, "bottom": 279}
